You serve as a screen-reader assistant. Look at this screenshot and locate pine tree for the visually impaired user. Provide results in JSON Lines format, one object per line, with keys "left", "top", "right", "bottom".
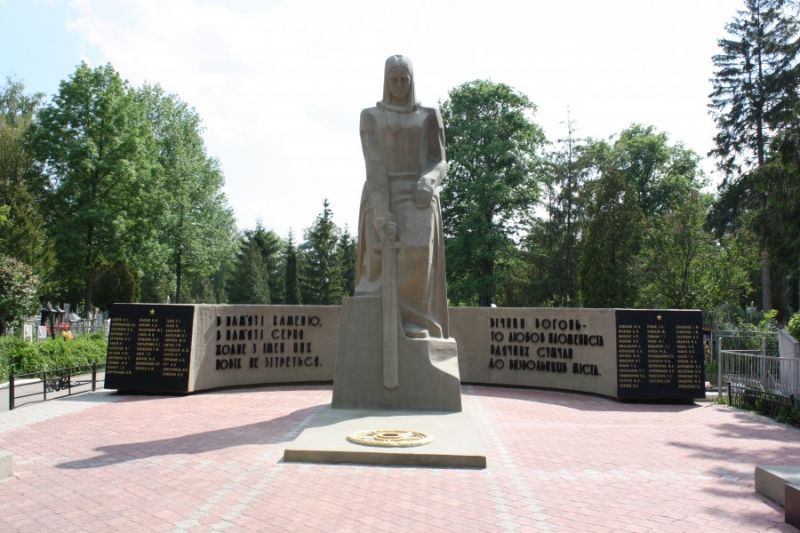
{"left": 284, "top": 230, "right": 301, "bottom": 305}
{"left": 299, "top": 199, "right": 342, "bottom": 305}
{"left": 337, "top": 226, "right": 357, "bottom": 298}
{"left": 525, "top": 114, "right": 588, "bottom": 306}
{"left": 708, "top": 0, "right": 800, "bottom": 310}
{"left": 228, "top": 235, "right": 270, "bottom": 304}
{"left": 247, "top": 222, "right": 286, "bottom": 303}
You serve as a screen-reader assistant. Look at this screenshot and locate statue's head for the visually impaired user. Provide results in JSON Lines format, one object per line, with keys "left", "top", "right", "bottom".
{"left": 382, "top": 55, "right": 416, "bottom": 111}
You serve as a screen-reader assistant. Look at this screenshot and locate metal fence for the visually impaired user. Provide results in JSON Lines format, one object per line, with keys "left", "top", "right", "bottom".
{"left": 8, "top": 363, "right": 105, "bottom": 410}
{"left": 20, "top": 318, "right": 109, "bottom": 341}
{"left": 717, "top": 333, "right": 800, "bottom": 412}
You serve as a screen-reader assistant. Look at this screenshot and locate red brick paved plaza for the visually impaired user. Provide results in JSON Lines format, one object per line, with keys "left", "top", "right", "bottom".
{"left": 1, "top": 384, "right": 798, "bottom": 532}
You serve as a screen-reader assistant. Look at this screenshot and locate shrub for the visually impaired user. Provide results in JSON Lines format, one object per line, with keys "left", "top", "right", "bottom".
{"left": 788, "top": 312, "right": 800, "bottom": 341}
{"left": 776, "top": 404, "right": 800, "bottom": 427}
{"left": 0, "top": 255, "right": 38, "bottom": 335}
{"left": 0, "top": 333, "right": 107, "bottom": 382}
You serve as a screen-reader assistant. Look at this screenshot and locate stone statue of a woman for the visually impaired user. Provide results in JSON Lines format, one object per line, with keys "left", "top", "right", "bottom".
{"left": 332, "top": 55, "right": 461, "bottom": 411}
{"left": 355, "top": 54, "right": 450, "bottom": 341}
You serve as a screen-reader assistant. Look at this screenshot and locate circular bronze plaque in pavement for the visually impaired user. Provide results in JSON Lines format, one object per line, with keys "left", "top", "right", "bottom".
{"left": 346, "top": 429, "right": 433, "bottom": 448}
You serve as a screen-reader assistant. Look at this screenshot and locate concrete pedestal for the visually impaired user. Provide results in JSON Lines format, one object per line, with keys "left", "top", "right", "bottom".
{"left": 283, "top": 406, "right": 485, "bottom": 468}
{"left": 755, "top": 465, "right": 800, "bottom": 505}
{"left": 331, "top": 296, "right": 461, "bottom": 412}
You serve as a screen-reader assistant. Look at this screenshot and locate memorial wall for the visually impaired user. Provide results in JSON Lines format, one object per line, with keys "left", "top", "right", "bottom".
{"left": 105, "top": 304, "right": 704, "bottom": 401}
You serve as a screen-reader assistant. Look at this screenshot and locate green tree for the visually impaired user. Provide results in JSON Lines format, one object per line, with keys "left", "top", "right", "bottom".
{"left": 246, "top": 222, "right": 285, "bottom": 304}
{"left": 0, "top": 78, "right": 54, "bottom": 290}
{"left": 284, "top": 230, "right": 301, "bottom": 305}
{"left": 773, "top": 112, "right": 800, "bottom": 308}
{"left": 0, "top": 254, "right": 38, "bottom": 335}
{"left": 579, "top": 125, "right": 703, "bottom": 307}
{"left": 337, "top": 226, "right": 357, "bottom": 298}
{"left": 440, "top": 80, "right": 545, "bottom": 306}
{"left": 523, "top": 116, "right": 590, "bottom": 306}
{"left": 635, "top": 192, "right": 755, "bottom": 310}
{"left": 228, "top": 233, "right": 270, "bottom": 304}
{"left": 580, "top": 165, "right": 643, "bottom": 307}
{"left": 137, "top": 84, "right": 236, "bottom": 304}
{"left": 27, "top": 63, "right": 157, "bottom": 309}
{"left": 708, "top": 0, "right": 800, "bottom": 310}
{"left": 299, "top": 199, "right": 342, "bottom": 305}
{"left": 92, "top": 259, "right": 140, "bottom": 310}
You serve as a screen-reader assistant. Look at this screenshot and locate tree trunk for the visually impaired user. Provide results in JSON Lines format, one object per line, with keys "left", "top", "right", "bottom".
{"left": 762, "top": 250, "right": 772, "bottom": 311}
{"left": 175, "top": 246, "right": 183, "bottom": 304}
{"left": 175, "top": 209, "right": 185, "bottom": 304}
{"left": 84, "top": 221, "right": 95, "bottom": 311}
{"left": 479, "top": 257, "right": 493, "bottom": 307}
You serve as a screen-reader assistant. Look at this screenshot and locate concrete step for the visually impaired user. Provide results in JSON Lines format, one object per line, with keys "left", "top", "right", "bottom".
{"left": 755, "top": 465, "right": 800, "bottom": 506}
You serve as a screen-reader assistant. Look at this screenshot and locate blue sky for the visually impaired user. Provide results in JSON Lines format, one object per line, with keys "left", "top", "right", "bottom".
{"left": 1, "top": 1, "right": 95, "bottom": 95}
{"left": 2, "top": 0, "right": 744, "bottom": 238}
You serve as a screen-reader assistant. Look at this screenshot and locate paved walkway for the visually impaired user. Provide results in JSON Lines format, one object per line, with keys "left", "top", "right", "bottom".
{"left": 0, "top": 385, "right": 798, "bottom": 532}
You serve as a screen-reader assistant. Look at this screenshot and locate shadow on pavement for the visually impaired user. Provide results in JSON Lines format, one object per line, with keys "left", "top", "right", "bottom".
{"left": 56, "top": 403, "right": 326, "bottom": 470}
{"left": 463, "top": 384, "right": 700, "bottom": 413}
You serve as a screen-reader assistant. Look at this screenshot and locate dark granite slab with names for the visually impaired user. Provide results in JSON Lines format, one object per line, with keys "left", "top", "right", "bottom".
{"left": 104, "top": 304, "right": 195, "bottom": 393}
{"left": 616, "top": 309, "right": 705, "bottom": 402}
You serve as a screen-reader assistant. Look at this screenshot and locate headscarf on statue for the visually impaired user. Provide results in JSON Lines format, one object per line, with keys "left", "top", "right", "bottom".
{"left": 377, "top": 55, "right": 418, "bottom": 113}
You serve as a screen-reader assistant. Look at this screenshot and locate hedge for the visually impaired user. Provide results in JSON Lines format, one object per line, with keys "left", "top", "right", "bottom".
{"left": 0, "top": 333, "right": 107, "bottom": 383}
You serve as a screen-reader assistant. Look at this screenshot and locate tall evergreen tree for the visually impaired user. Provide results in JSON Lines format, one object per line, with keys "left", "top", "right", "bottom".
{"left": 299, "top": 199, "right": 342, "bottom": 305}
{"left": 580, "top": 166, "right": 643, "bottom": 307}
{"left": 337, "top": 226, "right": 357, "bottom": 298}
{"left": 284, "top": 230, "right": 301, "bottom": 305}
{"left": 247, "top": 222, "right": 285, "bottom": 304}
{"left": 228, "top": 233, "right": 270, "bottom": 304}
{"left": 524, "top": 115, "right": 589, "bottom": 306}
{"left": 708, "top": 0, "right": 800, "bottom": 310}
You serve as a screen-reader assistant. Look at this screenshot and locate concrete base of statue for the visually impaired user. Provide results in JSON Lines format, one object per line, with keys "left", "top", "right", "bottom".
{"left": 283, "top": 406, "right": 486, "bottom": 468}
{"left": 331, "top": 295, "right": 462, "bottom": 412}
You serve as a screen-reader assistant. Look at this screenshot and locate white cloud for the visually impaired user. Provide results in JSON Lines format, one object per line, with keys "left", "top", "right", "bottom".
{"left": 65, "top": 0, "right": 741, "bottom": 238}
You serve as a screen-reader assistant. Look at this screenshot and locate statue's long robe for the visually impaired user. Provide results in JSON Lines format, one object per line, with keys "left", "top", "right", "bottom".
{"left": 354, "top": 104, "right": 450, "bottom": 338}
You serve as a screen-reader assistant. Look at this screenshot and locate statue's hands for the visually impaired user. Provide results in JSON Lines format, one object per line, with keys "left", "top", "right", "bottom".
{"left": 415, "top": 177, "right": 434, "bottom": 208}
{"left": 374, "top": 212, "right": 398, "bottom": 242}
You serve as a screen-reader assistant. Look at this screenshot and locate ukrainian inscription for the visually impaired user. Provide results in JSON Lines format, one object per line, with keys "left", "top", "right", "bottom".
{"left": 615, "top": 310, "right": 704, "bottom": 401}
{"left": 487, "top": 315, "right": 604, "bottom": 377}
{"left": 212, "top": 312, "right": 323, "bottom": 373}
{"left": 105, "top": 304, "right": 194, "bottom": 393}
